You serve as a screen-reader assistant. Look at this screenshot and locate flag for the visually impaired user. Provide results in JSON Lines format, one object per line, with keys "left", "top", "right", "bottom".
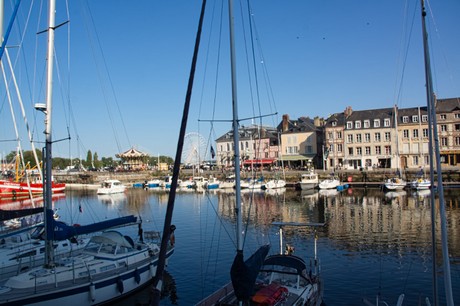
{"left": 210, "top": 146, "right": 215, "bottom": 159}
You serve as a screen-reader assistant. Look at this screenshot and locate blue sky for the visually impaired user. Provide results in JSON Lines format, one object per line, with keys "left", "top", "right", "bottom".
{"left": 1, "top": 0, "right": 459, "bottom": 162}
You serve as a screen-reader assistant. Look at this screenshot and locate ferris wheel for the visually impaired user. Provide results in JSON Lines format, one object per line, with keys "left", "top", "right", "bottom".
{"left": 182, "top": 132, "right": 207, "bottom": 165}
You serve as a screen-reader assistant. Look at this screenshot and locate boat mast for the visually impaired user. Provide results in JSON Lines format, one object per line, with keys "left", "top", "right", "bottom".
{"left": 228, "top": 0, "right": 243, "bottom": 254}
{"left": 420, "top": 0, "right": 453, "bottom": 305}
{"left": 42, "top": 0, "right": 56, "bottom": 267}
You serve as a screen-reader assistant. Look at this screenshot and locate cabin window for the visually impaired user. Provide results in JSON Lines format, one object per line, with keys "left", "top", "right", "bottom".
{"left": 100, "top": 264, "right": 116, "bottom": 272}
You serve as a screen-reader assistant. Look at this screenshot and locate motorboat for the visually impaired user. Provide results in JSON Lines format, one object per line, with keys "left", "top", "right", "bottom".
{"left": 96, "top": 179, "right": 126, "bottom": 195}
{"left": 298, "top": 171, "right": 319, "bottom": 190}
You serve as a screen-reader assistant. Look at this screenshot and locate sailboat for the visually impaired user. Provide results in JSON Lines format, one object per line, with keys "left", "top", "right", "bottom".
{"left": 384, "top": 106, "right": 407, "bottom": 191}
{"left": 0, "top": 1, "right": 174, "bottom": 305}
{"left": 366, "top": 1, "right": 454, "bottom": 305}
{"left": 194, "top": 1, "right": 323, "bottom": 305}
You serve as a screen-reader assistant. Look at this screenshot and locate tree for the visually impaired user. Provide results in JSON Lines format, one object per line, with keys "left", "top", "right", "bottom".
{"left": 86, "top": 150, "right": 92, "bottom": 168}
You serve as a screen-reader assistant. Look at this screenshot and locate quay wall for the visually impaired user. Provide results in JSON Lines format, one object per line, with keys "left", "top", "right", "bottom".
{"left": 54, "top": 167, "right": 460, "bottom": 188}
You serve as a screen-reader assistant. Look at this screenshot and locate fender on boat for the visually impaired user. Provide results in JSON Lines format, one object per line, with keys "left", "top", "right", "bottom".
{"left": 117, "top": 277, "right": 124, "bottom": 294}
{"left": 134, "top": 268, "right": 141, "bottom": 284}
{"left": 89, "top": 282, "right": 96, "bottom": 302}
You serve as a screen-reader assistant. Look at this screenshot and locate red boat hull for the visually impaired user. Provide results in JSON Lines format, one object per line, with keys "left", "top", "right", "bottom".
{"left": 0, "top": 180, "right": 66, "bottom": 198}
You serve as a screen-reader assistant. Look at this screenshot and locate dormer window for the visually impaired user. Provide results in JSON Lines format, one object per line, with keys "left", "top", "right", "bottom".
{"left": 402, "top": 116, "right": 409, "bottom": 123}
{"left": 346, "top": 122, "right": 353, "bottom": 129}
{"left": 332, "top": 121, "right": 337, "bottom": 127}
{"left": 374, "top": 119, "right": 380, "bottom": 128}
{"left": 355, "top": 121, "right": 361, "bottom": 129}
{"left": 422, "top": 115, "right": 428, "bottom": 122}
{"left": 384, "top": 118, "right": 390, "bottom": 127}
{"left": 363, "top": 120, "right": 370, "bottom": 128}
{"left": 412, "top": 115, "right": 419, "bottom": 123}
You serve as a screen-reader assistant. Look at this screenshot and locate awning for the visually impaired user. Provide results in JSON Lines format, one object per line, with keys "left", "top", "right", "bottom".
{"left": 243, "top": 158, "right": 275, "bottom": 165}
{"left": 278, "top": 154, "right": 314, "bottom": 161}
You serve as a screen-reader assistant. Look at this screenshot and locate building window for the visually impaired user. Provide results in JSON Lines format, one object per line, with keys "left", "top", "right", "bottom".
{"left": 332, "top": 121, "right": 337, "bottom": 126}
{"left": 348, "top": 147, "right": 354, "bottom": 156}
{"left": 374, "top": 132, "right": 381, "bottom": 142}
{"left": 364, "top": 133, "right": 370, "bottom": 142}
{"left": 412, "top": 115, "right": 419, "bottom": 123}
{"left": 337, "top": 144, "right": 343, "bottom": 153}
{"left": 226, "top": 143, "right": 230, "bottom": 151}
{"left": 441, "top": 125, "right": 447, "bottom": 132}
{"left": 413, "top": 156, "right": 419, "bottom": 166}
{"left": 440, "top": 114, "right": 447, "bottom": 120}
{"left": 384, "top": 118, "right": 390, "bottom": 127}
{"left": 337, "top": 131, "right": 342, "bottom": 139}
{"left": 355, "top": 121, "right": 361, "bottom": 129}
{"left": 384, "top": 146, "right": 391, "bottom": 155}
{"left": 374, "top": 119, "right": 380, "bottom": 128}
{"left": 365, "top": 146, "right": 371, "bottom": 155}
{"left": 441, "top": 137, "right": 448, "bottom": 146}
{"left": 347, "top": 134, "right": 353, "bottom": 143}
{"left": 375, "top": 146, "right": 381, "bottom": 155}
{"left": 423, "top": 128, "right": 429, "bottom": 138}
{"left": 384, "top": 132, "right": 391, "bottom": 141}
{"left": 356, "top": 134, "right": 362, "bottom": 143}
{"left": 402, "top": 116, "right": 409, "bottom": 123}
{"left": 455, "top": 137, "right": 460, "bottom": 146}
{"left": 346, "top": 122, "right": 353, "bottom": 129}
{"left": 455, "top": 113, "right": 460, "bottom": 119}
{"left": 364, "top": 120, "right": 370, "bottom": 128}
{"left": 455, "top": 124, "right": 460, "bottom": 131}
{"left": 306, "top": 145, "right": 313, "bottom": 153}
{"left": 328, "top": 132, "right": 333, "bottom": 140}
{"left": 286, "top": 146, "right": 298, "bottom": 154}
{"left": 356, "top": 147, "right": 362, "bottom": 155}
{"left": 413, "top": 129, "right": 419, "bottom": 138}
{"left": 422, "top": 115, "right": 428, "bottom": 122}
{"left": 403, "top": 130, "right": 409, "bottom": 138}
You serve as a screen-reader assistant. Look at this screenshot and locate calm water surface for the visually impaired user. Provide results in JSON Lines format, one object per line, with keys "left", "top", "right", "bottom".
{"left": 52, "top": 187, "right": 459, "bottom": 305}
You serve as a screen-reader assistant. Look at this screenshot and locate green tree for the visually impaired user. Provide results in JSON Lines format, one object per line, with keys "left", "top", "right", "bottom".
{"left": 85, "top": 150, "right": 92, "bottom": 168}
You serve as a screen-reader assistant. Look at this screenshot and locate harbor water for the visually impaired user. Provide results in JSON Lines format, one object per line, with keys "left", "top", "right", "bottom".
{"left": 43, "top": 187, "right": 459, "bottom": 305}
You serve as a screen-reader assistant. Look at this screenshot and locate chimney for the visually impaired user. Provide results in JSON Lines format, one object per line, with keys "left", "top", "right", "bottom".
{"left": 282, "top": 114, "right": 289, "bottom": 132}
{"left": 344, "top": 106, "right": 353, "bottom": 118}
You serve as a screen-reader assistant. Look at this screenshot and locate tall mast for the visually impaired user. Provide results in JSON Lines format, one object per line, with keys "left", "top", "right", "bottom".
{"left": 42, "top": 0, "right": 56, "bottom": 267}
{"left": 420, "top": 0, "right": 453, "bottom": 305}
{"left": 228, "top": 0, "right": 243, "bottom": 253}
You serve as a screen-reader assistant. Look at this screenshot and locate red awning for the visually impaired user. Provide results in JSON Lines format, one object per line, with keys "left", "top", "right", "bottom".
{"left": 243, "top": 159, "right": 275, "bottom": 165}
